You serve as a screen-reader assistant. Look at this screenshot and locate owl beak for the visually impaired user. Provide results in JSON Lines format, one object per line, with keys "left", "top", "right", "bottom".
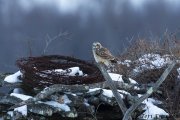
{"left": 93, "top": 42, "right": 101, "bottom": 50}
{"left": 92, "top": 46, "right": 96, "bottom": 50}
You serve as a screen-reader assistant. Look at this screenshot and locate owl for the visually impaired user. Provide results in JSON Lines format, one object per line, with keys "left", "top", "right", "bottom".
{"left": 92, "top": 42, "right": 117, "bottom": 66}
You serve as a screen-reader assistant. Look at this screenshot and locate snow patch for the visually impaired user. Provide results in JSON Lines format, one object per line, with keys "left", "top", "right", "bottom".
{"left": 7, "top": 111, "right": 13, "bottom": 117}
{"left": 133, "top": 54, "right": 171, "bottom": 73}
{"left": 177, "top": 67, "right": 180, "bottom": 78}
{"left": 141, "top": 99, "right": 169, "bottom": 119}
{"left": 137, "top": 96, "right": 169, "bottom": 119}
{"left": 129, "top": 78, "right": 138, "bottom": 84}
{"left": 68, "top": 67, "right": 83, "bottom": 76}
{"left": 62, "top": 95, "right": 72, "bottom": 104}
{"left": 117, "top": 90, "right": 130, "bottom": 95}
{"left": 14, "top": 105, "right": 27, "bottom": 116}
{"left": 84, "top": 99, "right": 90, "bottom": 106}
{"left": 108, "top": 73, "right": 124, "bottom": 82}
{"left": 10, "top": 93, "right": 32, "bottom": 101}
{"left": 102, "top": 89, "right": 126, "bottom": 98}
{"left": 118, "top": 60, "right": 132, "bottom": 67}
{"left": 4, "top": 71, "right": 22, "bottom": 83}
{"left": 43, "top": 101, "right": 70, "bottom": 112}
{"left": 40, "top": 67, "right": 84, "bottom": 77}
{"left": 88, "top": 88, "right": 101, "bottom": 93}
{"left": 13, "top": 88, "right": 24, "bottom": 94}
{"left": 102, "top": 89, "right": 114, "bottom": 98}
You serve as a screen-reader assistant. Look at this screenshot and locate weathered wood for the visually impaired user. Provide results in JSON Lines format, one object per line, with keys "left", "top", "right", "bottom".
{"left": 95, "top": 63, "right": 132, "bottom": 119}
{"left": 99, "top": 94, "right": 116, "bottom": 106}
{"left": 65, "top": 94, "right": 84, "bottom": 107}
{"left": 123, "top": 62, "right": 176, "bottom": 120}
{"left": 34, "top": 84, "right": 89, "bottom": 101}
{"left": 28, "top": 103, "right": 55, "bottom": 116}
{"left": 88, "top": 80, "right": 153, "bottom": 93}
{"left": 9, "top": 84, "right": 89, "bottom": 110}
{"left": 87, "top": 96, "right": 100, "bottom": 106}
{"left": 0, "top": 95, "right": 22, "bottom": 105}
{"left": 85, "top": 89, "right": 103, "bottom": 97}
{"left": 2, "top": 81, "right": 143, "bottom": 119}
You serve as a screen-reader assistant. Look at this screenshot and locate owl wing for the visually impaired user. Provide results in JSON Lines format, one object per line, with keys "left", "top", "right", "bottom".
{"left": 96, "top": 47, "right": 115, "bottom": 60}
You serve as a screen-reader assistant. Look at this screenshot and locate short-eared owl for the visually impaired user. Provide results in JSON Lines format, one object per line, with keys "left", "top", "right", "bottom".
{"left": 92, "top": 42, "right": 117, "bottom": 66}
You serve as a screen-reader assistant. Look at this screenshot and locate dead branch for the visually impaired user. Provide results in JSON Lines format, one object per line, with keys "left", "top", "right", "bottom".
{"left": 43, "top": 31, "right": 70, "bottom": 54}
{"left": 0, "top": 95, "right": 22, "bottom": 105}
{"left": 123, "top": 61, "right": 176, "bottom": 120}
{"left": 95, "top": 63, "right": 132, "bottom": 119}
{"left": 88, "top": 80, "right": 154, "bottom": 94}
{"left": 34, "top": 84, "right": 89, "bottom": 101}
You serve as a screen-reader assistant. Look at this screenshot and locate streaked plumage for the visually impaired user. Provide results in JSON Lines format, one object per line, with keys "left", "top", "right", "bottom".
{"left": 92, "top": 42, "right": 117, "bottom": 66}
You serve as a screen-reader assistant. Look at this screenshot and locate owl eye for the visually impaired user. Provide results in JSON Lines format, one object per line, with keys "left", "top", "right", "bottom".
{"left": 96, "top": 44, "right": 101, "bottom": 48}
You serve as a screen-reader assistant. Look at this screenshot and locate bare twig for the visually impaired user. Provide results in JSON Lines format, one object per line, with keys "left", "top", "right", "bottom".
{"left": 43, "top": 31, "right": 70, "bottom": 54}
{"left": 122, "top": 61, "right": 176, "bottom": 120}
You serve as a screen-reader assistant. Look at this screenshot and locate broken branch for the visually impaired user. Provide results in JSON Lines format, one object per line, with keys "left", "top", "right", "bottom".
{"left": 95, "top": 63, "right": 132, "bottom": 120}
{"left": 123, "top": 61, "right": 176, "bottom": 120}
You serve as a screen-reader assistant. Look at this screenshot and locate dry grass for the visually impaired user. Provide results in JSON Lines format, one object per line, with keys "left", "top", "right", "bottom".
{"left": 119, "top": 31, "right": 180, "bottom": 61}
{"left": 116, "top": 31, "right": 180, "bottom": 119}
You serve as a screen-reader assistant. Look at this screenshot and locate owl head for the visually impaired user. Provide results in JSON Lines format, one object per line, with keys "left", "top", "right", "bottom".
{"left": 92, "top": 42, "right": 102, "bottom": 49}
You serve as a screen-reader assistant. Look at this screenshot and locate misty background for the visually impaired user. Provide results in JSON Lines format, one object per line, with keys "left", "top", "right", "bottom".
{"left": 0, "top": 0, "right": 180, "bottom": 72}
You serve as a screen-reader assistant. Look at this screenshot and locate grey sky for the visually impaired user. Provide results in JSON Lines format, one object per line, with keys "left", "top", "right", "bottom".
{"left": 0, "top": 0, "right": 180, "bottom": 72}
